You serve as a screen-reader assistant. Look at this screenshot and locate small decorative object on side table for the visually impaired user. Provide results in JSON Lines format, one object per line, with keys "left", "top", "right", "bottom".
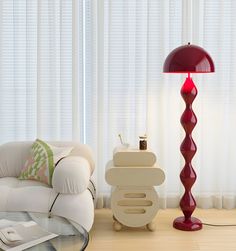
{"left": 105, "top": 147, "right": 165, "bottom": 231}
{"left": 139, "top": 134, "right": 147, "bottom": 150}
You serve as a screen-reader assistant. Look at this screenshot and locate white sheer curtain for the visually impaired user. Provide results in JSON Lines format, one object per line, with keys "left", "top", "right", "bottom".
{"left": 0, "top": 0, "right": 95, "bottom": 142}
{"left": 0, "top": 0, "right": 74, "bottom": 141}
{"left": 1, "top": 0, "right": 236, "bottom": 209}
{"left": 191, "top": 0, "right": 236, "bottom": 209}
{"left": 93, "top": 0, "right": 236, "bottom": 209}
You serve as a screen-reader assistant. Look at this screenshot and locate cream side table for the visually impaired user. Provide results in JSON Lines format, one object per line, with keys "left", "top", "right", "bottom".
{"left": 105, "top": 149, "right": 165, "bottom": 231}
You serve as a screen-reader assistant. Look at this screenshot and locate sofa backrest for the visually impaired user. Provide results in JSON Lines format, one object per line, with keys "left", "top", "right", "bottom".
{"left": 0, "top": 141, "right": 95, "bottom": 178}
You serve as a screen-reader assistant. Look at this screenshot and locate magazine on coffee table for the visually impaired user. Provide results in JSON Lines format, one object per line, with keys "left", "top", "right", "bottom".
{"left": 0, "top": 220, "right": 58, "bottom": 251}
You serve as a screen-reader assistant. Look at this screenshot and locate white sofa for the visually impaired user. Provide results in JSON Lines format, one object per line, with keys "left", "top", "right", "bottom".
{"left": 0, "top": 141, "right": 96, "bottom": 232}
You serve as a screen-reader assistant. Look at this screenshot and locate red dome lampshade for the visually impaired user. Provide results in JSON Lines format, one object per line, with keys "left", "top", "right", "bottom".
{"left": 163, "top": 43, "right": 215, "bottom": 73}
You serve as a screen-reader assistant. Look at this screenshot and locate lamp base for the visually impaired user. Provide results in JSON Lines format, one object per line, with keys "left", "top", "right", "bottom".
{"left": 173, "top": 216, "right": 202, "bottom": 231}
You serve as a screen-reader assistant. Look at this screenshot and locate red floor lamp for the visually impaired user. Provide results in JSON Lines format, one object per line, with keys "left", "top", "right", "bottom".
{"left": 163, "top": 43, "right": 215, "bottom": 231}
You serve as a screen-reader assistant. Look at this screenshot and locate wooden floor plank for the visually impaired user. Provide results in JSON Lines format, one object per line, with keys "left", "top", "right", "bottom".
{"left": 87, "top": 208, "right": 236, "bottom": 251}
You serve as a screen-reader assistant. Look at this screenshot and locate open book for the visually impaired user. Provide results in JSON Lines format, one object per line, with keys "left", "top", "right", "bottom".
{"left": 0, "top": 220, "right": 58, "bottom": 251}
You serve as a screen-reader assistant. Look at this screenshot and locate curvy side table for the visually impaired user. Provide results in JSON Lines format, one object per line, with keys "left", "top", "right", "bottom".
{"left": 105, "top": 150, "right": 165, "bottom": 231}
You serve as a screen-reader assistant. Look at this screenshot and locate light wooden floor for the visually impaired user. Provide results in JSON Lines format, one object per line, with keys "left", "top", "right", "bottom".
{"left": 87, "top": 208, "right": 236, "bottom": 251}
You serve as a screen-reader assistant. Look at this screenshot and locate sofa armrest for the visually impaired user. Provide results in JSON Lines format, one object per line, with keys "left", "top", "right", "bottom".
{"left": 52, "top": 156, "right": 92, "bottom": 194}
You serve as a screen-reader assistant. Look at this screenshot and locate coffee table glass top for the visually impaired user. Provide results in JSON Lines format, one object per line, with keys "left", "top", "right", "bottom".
{"left": 0, "top": 211, "right": 89, "bottom": 251}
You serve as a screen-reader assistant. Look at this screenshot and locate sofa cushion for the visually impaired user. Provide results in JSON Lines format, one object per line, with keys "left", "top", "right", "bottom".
{"left": 0, "top": 177, "right": 95, "bottom": 231}
{"left": 18, "top": 139, "right": 73, "bottom": 186}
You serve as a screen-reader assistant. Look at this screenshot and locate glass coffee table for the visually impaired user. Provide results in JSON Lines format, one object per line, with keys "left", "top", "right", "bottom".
{"left": 0, "top": 211, "right": 89, "bottom": 251}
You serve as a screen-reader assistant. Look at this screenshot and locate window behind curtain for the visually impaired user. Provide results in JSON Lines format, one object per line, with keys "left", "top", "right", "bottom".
{"left": 0, "top": 0, "right": 95, "bottom": 143}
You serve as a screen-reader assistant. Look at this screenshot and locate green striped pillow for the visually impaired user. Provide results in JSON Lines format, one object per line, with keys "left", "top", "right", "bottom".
{"left": 18, "top": 139, "right": 73, "bottom": 186}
